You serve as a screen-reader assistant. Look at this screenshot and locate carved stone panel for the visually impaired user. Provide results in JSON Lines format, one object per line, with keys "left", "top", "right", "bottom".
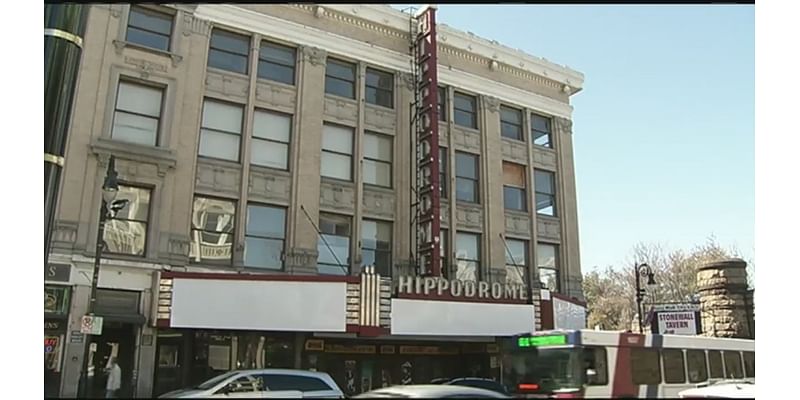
{"left": 537, "top": 217, "right": 562, "bottom": 241}
{"left": 205, "top": 70, "right": 250, "bottom": 102}
{"left": 249, "top": 168, "right": 292, "bottom": 204}
{"left": 554, "top": 117, "right": 573, "bottom": 136}
{"left": 51, "top": 220, "right": 79, "bottom": 250}
{"left": 255, "top": 82, "right": 297, "bottom": 111}
{"left": 455, "top": 204, "right": 484, "bottom": 230}
{"left": 441, "top": 203, "right": 450, "bottom": 227}
{"left": 502, "top": 139, "right": 529, "bottom": 165}
{"left": 362, "top": 188, "right": 395, "bottom": 219}
{"left": 505, "top": 212, "right": 531, "bottom": 237}
{"left": 195, "top": 162, "right": 241, "bottom": 197}
{"left": 284, "top": 247, "right": 319, "bottom": 274}
{"left": 532, "top": 148, "right": 558, "bottom": 171}
{"left": 160, "top": 234, "right": 191, "bottom": 264}
{"left": 438, "top": 122, "right": 450, "bottom": 145}
{"left": 323, "top": 97, "right": 358, "bottom": 125}
{"left": 452, "top": 127, "right": 482, "bottom": 152}
{"left": 320, "top": 180, "right": 356, "bottom": 212}
{"left": 364, "top": 105, "right": 396, "bottom": 134}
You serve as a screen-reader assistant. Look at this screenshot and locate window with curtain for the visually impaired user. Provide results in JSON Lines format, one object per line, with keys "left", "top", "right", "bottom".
{"left": 111, "top": 81, "right": 164, "bottom": 146}
{"left": 363, "top": 132, "right": 392, "bottom": 187}
{"left": 503, "top": 162, "right": 527, "bottom": 211}
{"left": 198, "top": 99, "right": 243, "bottom": 162}
{"left": 321, "top": 123, "right": 354, "bottom": 181}
{"left": 251, "top": 110, "right": 291, "bottom": 170}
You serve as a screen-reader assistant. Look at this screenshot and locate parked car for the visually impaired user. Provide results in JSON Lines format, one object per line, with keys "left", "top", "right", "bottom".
{"left": 439, "top": 377, "right": 510, "bottom": 395}
{"left": 353, "top": 384, "right": 511, "bottom": 398}
{"left": 678, "top": 380, "right": 755, "bottom": 399}
{"left": 158, "top": 369, "right": 344, "bottom": 398}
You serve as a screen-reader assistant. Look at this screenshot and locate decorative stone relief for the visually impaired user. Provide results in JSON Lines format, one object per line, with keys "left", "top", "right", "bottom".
{"left": 249, "top": 170, "right": 291, "bottom": 203}
{"left": 320, "top": 181, "right": 356, "bottom": 212}
{"left": 364, "top": 106, "right": 396, "bottom": 133}
{"left": 362, "top": 189, "right": 395, "bottom": 218}
{"left": 255, "top": 83, "right": 297, "bottom": 109}
{"left": 452, "top": 128, "right": 482, "bottom": 152}
{"left": 165, "top": 235, "right": 191, "bottom": 261}
{"left": 501, "top": 140, "right": 528, "bottom": 165}
{"left": 51, "top": 220, "right": 79, "bottom": 249}
{"left": 123, "top": 56, "right": 168, "bottom": 79}
{"left": 555, "top": 117, "right": 573, "bottom": 136}
{"left": 189, "top": 15, "right": 212, "bottom": 37}
{"left": 532, "top": 148, "right": 558, "bottom": 171}
{"left": 400, "top": 72, "right": 415, "bottom": 91}
{"left": 205, "top": 71, "right": 249, "bottom": 100}
{"left": 323, "top": 97, "right": 358, "bottom": 124}
{"left": 484, "top": 96, "right": 500, "bottom": 114}
{"left": 109, "top": 4, "right": 122, "bottom": 18}
{"left": 505, "top": 213, "right": 531, "bottom": 237}
{"left": 301, "top": 45, "right": 326, "bottom": 66}
{"left": 440, "top": 204, "right": 450, "bottom": 226}
{"left": 537, "top": 218, "right": 562, "bottom": 241}
{"left": 455, "top": 204, "right": 483, "bottom": 230}
{"left": 284, "top": 248, "right": 320, "bottom": 272}
{"left": 195, "top": 162, "right": 241, "bottom": 197}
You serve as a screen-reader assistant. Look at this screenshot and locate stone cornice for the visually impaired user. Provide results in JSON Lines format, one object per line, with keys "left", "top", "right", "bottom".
{"left": 316, "top": 4, "right": 583, "bottom": 92}
{"left": 194, "top": 4, "right": 575, "bottom": 118}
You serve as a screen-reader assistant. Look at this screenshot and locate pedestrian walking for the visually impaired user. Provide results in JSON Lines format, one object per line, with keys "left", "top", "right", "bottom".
{"left": 105, "top": 357, "right": 122, "bottom": 399}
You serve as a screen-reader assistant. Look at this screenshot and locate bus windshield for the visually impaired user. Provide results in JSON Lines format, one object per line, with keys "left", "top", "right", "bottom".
{"left": 502, "top": 347, "right": 583, "bottom": 394}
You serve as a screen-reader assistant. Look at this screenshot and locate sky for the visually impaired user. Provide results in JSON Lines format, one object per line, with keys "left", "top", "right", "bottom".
{"left": 394, "top": 5, "right": 755, "bottom": 272}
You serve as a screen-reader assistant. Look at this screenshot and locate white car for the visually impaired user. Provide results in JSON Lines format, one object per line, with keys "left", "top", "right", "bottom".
{"left": 678, "top": 380, "right": 755, "bottom": 399}
{"left": 354, "top": 384, "right": 511, "bottom": 398}
{"left": 158, "top": 369, "right": 344, "bottom": 398}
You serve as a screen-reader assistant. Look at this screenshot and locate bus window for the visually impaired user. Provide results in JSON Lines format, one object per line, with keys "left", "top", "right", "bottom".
{"left": 708, "top": 351, "right": 724, "bottom": 379}
{"left": 743, "top": 352, "right": 755, "bottom": 378}
{"left": 723, "top": 351, "right": 744, "bottom": 379}
{"left": 582, "top": 346, "right": 608, "bottom": 385}
{"left": 661, "top": 349, "right": 686, "bottom": 384}
{"left": 686, "top": 350, "right": 708, "bottom": 383}
{"left": 630, "top": 348, "right": 661, "bottom": 385}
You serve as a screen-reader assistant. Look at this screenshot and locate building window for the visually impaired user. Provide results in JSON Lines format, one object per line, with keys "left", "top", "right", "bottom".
{"left": 198, "top": 99, "right": 243, "bottom": 162}
{"left": 126, "top": 6, "right": 173, "bottom": 51}
{"left": 534, "top": 169, "right": 557, "bottom": 216}
{"left": 365, "top": 68, "right": 394, "bottom": 108}
{"left": 251, "top": 110, "right": 291, "bottom": 170}
{"left": 662, "top": 349, "right": 686, "bottom": 384}
{"left": 318, "top": 213, "right": 351, "bottom": 276}
{"left": 190, "top": 196, "right": 236, "bottom": 264}
{"left": 503, "top": 162, "right": 527, "bottom": 211}
{"left": 455, "top": 232, "right": 480, "bottom": 282}
{"left": 244, "top": 204, "right": 286, "bottom": 270}
{"left": 363, "top": 132, "right": 392, "bottom": 188}
{"left": 103, "top": 185, "right": 151, "bottom": 256}
{"left": 258, "top": 41, "right": 296, "bottom": 85}
{"left": 437, "top": 86, "right": 447, "bottom": 122}
{"left": 583, "top": 347, "right": 609, "bottom": 385}
{"left": 455, "top": 152, "right": 479, "bottom": 204}
{"left": 537, "top": 243, "right": 559, "bottom": 291}
{"left": 505, "top": 239, "right": 528, "bottom": 286}
{"left": 630, "top": 348, "right": 661, "bottom": 385}
{"left": 111, "top": 81, "right": 164, "bottom": 146}
{"left": 208, "top": 29, "right": 250, "bottom": 75}
{"left": 532, "top": 113, "right": 553, "bottom": 148}
{"left": 439, "top": 147, "right": 448, "bottom": 198}
{"left": 723, "top": 351, "right": 744, "bottom": 379}
{"left": 362, "top": 219, "right": 392, "bottom": 276}
{"left": 453, "top": 92, "right": 478, "bottom": 129}
{"left": 708, "top": 351, "right": 725, "bottom": 379}
{"left": 325, "top": 58, "right": 356, "bottom": 99}
{"left": 321, "top": 123, "right": 354, "bottom": 181}
{"left": 440, "top": 228, "right": 449, "bottom": 278}
{"left": 687, "top": 350, "right": 709, "bottom": 383}
{"left": 500, "top": 105, "right": 523, "bottom": 141}
{"left": 743, "top": 352, "right": 754, "bottom": 378}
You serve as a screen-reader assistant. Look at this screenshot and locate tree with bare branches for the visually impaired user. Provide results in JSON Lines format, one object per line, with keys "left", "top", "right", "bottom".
{"left": 582, "top": 237, "right": 752, "bottom": 331}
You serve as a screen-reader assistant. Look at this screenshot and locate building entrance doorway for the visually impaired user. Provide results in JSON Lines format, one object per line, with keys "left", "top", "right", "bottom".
{"left": 88, "top": 322, "right": 136, "bottom": 398}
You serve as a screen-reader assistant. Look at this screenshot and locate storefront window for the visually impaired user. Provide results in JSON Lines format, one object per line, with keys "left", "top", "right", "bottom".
{"left": 234, "top": 333, "right": 293, "bottom": 370}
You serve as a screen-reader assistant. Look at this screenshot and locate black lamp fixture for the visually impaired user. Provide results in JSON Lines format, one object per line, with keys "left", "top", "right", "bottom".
{"left": 78, "top": 155, "right": 129, "bottom": 398}
{"left": 635, "top": 262, "right": 656, "bottom": 334}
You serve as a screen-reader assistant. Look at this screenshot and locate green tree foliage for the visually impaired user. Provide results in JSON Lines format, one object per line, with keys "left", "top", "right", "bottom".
{"left": 583, "top": 237, "right": 752, "bottom": 331}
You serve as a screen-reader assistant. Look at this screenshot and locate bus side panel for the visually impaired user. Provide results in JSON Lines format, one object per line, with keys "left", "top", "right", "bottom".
{"left": 610, "top": 333, "right": 643, "bottom": 398}
{"left": 583, "top": 346, "right": 616, "bottom": 398}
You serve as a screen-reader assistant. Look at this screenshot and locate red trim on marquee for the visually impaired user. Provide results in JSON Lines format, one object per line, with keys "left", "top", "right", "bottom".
{"left": 160, "top": 271, "right": 361, "bottom": 284}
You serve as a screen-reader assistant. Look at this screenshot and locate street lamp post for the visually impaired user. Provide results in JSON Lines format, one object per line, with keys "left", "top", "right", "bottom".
{"left": 635, "top": 263, "right": 656, "bottom": 334}
{"left": 78, "top": 156, "right": 129, "bottom": 398}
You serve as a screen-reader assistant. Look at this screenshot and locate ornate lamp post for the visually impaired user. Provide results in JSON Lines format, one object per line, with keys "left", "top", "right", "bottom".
{"left": 635, "top": 263, "right": 656, "bottom": 334}
{"left": 78, "top": 155, "right": 129, "bottom": 398}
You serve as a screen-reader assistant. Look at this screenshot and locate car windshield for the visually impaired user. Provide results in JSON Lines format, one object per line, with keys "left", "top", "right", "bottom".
{"left": 502, "top": 347, "right": 582, "bottom": 394}
{"left": 195, "top": 371, "right": 238, "bottom": 390}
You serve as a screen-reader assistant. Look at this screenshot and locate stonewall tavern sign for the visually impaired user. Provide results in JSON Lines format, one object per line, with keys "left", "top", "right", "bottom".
{"left": 396, "top": 276, "right": 527, "bottom": 302}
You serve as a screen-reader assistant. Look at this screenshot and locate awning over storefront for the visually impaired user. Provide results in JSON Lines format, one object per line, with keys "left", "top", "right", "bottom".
{"left": 170, "top": 277, "right": 348, "bottom": 332}
{"left": 390, "top": 299, "right": 535, "bottom": 336}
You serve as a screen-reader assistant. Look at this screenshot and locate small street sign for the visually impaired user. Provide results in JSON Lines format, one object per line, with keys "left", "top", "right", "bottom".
{"left": 80, "top": 315, "right": 104, "bottom": 335}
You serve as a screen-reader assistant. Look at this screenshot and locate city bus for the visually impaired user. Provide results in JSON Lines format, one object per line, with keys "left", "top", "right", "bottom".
{"left": 499, "top": 330, "right": 754, "bottom": 398}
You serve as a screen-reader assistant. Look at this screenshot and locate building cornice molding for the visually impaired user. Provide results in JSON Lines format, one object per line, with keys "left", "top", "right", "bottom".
{"left": 194, "top": 4, "right": 575, "bottom": 118}
{"left": 314, "top": 4, "right": 584, "bottom": 92}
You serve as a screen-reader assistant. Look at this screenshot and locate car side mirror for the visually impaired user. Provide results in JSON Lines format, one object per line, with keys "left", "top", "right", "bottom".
{"left": 220, "top": 383, "right": 236, "bottom": 395}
